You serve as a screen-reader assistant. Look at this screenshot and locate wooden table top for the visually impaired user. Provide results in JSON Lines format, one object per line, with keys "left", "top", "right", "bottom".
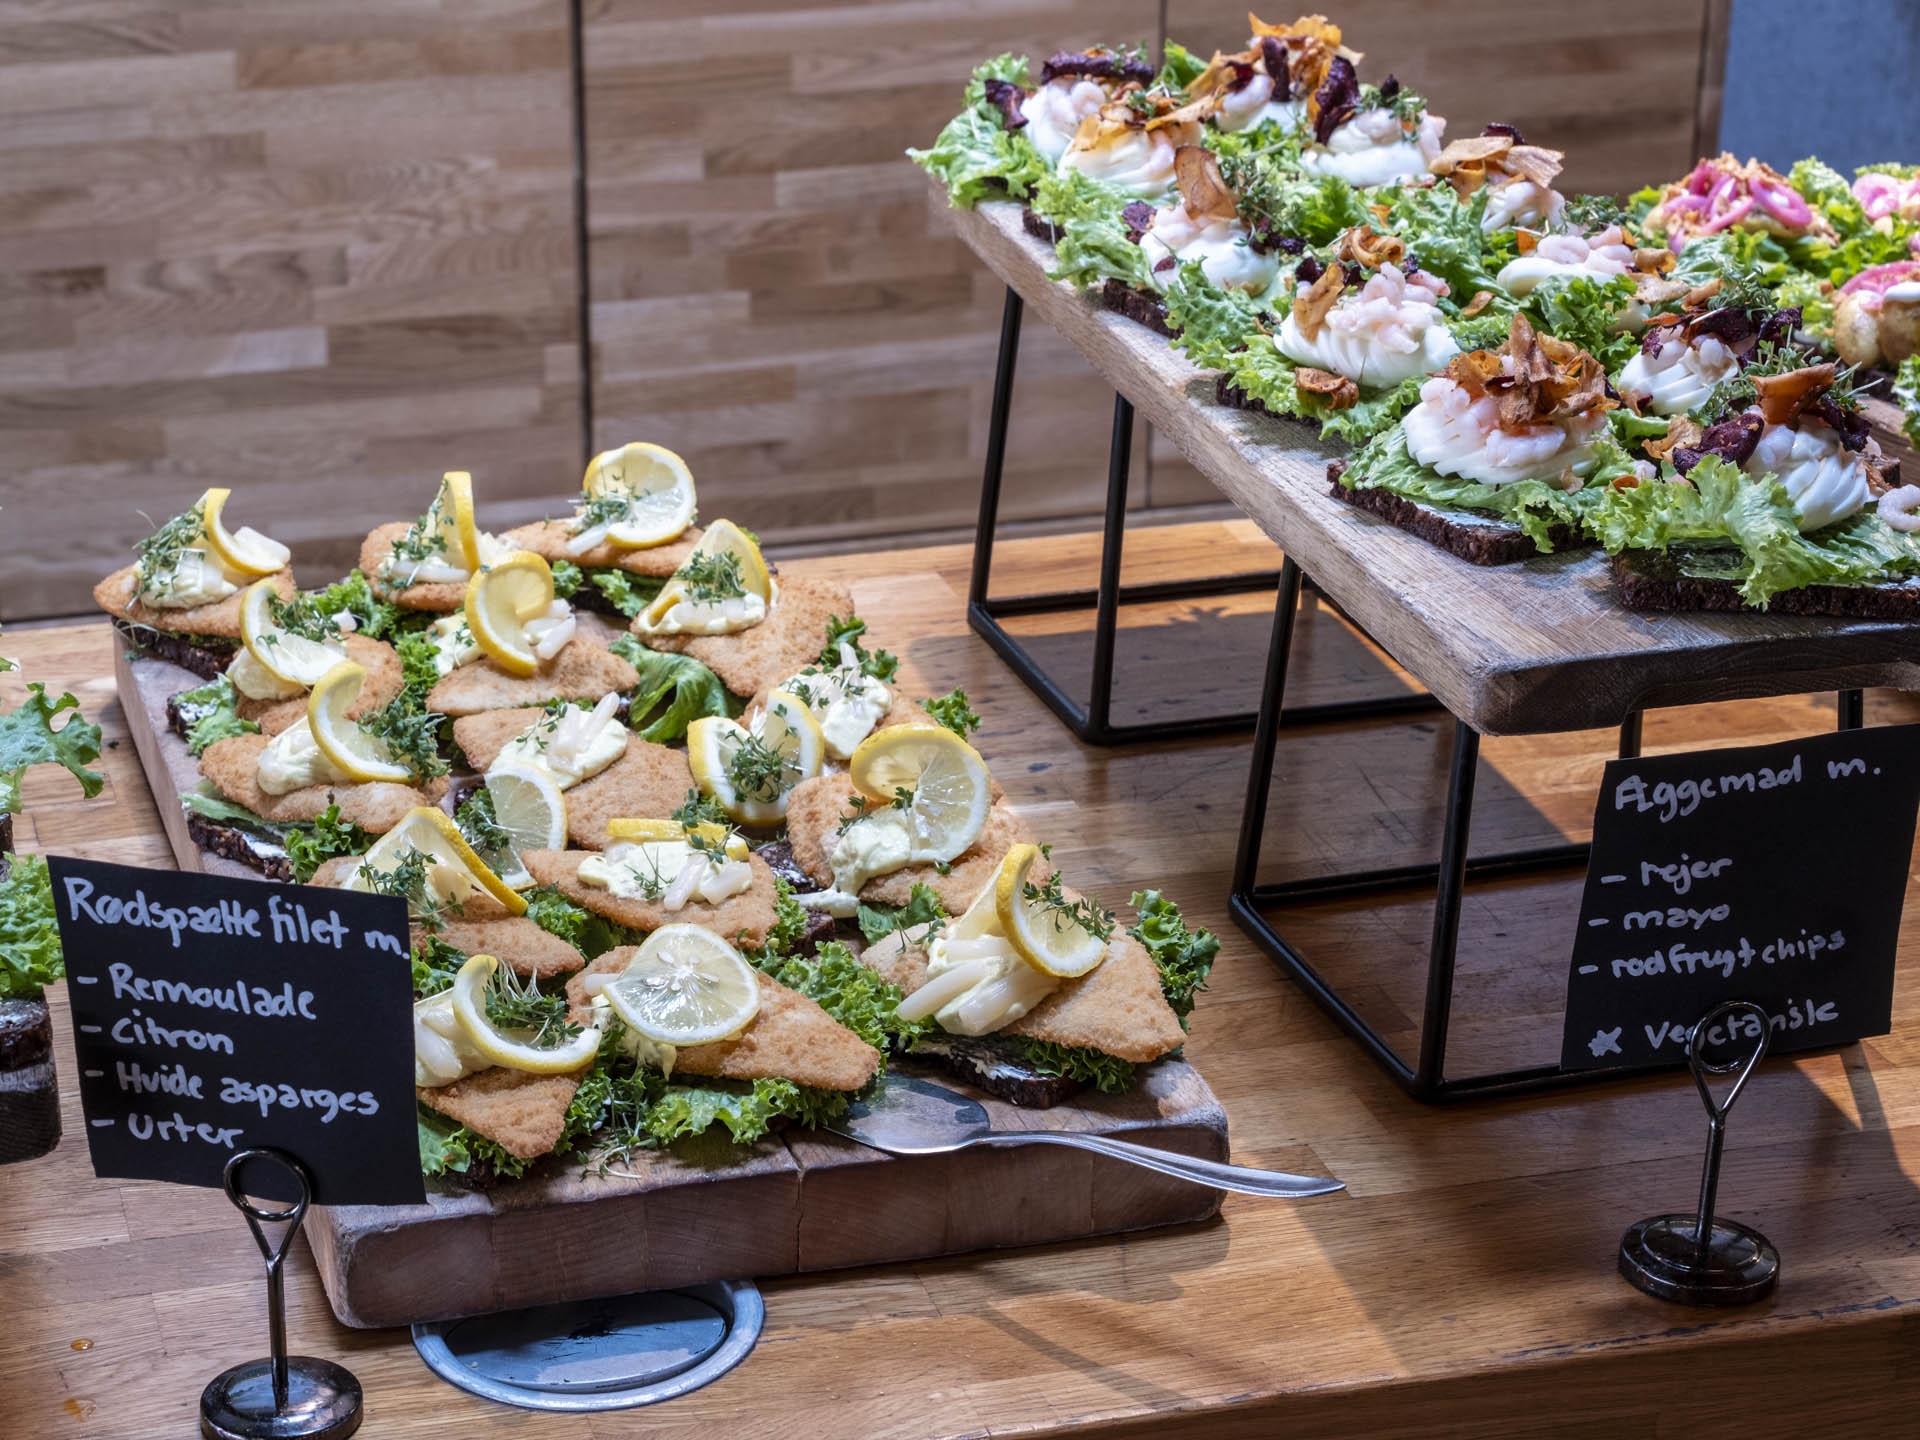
{"left": 5, "top": 524, "right": 1920, "bottom": 1438}
{"left": 939, "top": 187, "right": 1920, "bottom": 737}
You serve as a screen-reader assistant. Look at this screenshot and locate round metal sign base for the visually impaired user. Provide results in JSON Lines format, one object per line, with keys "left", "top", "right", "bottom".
{"left": 200, "top": 1357, "right": 363, "bottom": 1439}
{"left": 1619, "top": 1214, "right": 1779, "bottom": 1307}
{"left": 411, "top": 1280, "right": 763, "bottom": 1412}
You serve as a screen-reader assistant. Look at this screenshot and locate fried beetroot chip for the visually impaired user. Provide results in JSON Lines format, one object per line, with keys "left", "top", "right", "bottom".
{"left": 1312, "top": 55, "right": 1358, "bottom": 144}
{"left": 1121, "top": 200, "right": 1156, "bottom": 243}
{"left": 1040, "top": 50, "right": 1153, "bottom": 86}
{"left": 1482, "top": 121, "right": 1525, "bottom": 143}
{"left": 983, "top": 78, "right": 1027, "bottom": 130}
{"left": 1673, "top": 412, "right": 1764, "bottom": 473}
{"left": 1260, "top": 35, "right": 1290, "bottom": 96}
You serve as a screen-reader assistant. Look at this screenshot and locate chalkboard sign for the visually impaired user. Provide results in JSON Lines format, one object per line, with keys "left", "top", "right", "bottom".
{"left": 1561, "top": 724, "right": 1920, "bottom": 1072}
{"left": 48, "top": 856, "right": 425, "bottom": 1206}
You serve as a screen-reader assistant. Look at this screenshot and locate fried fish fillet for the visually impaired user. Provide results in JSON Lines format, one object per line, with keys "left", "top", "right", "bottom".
{"left": 410, "top": 918, "right": 585, "bottom": 980}
{"left": 859, "top": 931, "right": 1185, "bottom": 1064}
{"left": 566, "top": 951, "right": 879, "bottom": 1092}
{"left": 504, "top": 521, "right": 703, "bottom": 577}
{"left": 522, "top": 848, "right": 780, "bottom": 949}
{"left": 235, "top": 634, "right": 405, "bottom": 736}
{"left": 635, "top": 575, "right": 852, "bottom": 700}
{"left": 93, "top": 564, "right": 295, "bottom": 639}
{"left": 782, "top": 773, "right": 1029, "bottom": 913}
{"left": 418, "top": 1067, "right": 582, "bottom": 1161}
{"left": 358, "top": 521, "right": 466, "bottom": 612}
{"left": 199, "top": 733, "right": 447, "bottom": 831}
{"left": 425, "top": 637, "right": 640, "bottom": 717}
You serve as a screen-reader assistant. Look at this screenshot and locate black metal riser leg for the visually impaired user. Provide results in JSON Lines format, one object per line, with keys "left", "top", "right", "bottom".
{"left": 967, "top": 286, "right": 1438, "bottom": 746}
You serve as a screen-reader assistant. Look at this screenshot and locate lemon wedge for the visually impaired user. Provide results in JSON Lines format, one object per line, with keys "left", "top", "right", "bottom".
{"left": 481, "top": 764, "right": 568, "bottom": 890}
{"left": 582, "top": 442, "right": 697, "bottom": 549}
{"left": 449, "top": 954, "right": 599, "bottom": 1073}
{"left": 200, "top": 487, "right": 289, "bottom": 578}
{"left": 994, "top": 842, "right": 1110, "bottom": 979}
{"left": 464, "top": 551, "right": 554, "bottom": 677}
{"left": 239, "top": 579, "right": 345, "bottom": 688}
{"left": 598, "top": 924, "right": 761, "bottom": 1046}
{"left": 847, "top": 724, "right": 991, "bottom": 863}
{"left": 686, "top": 690, "right": 825, "bottom": 825}
{"left": 307, "top": 661, "right": 414, "bottom": 785}
{"left": 634, "top": 519, "right": 772, "bottom": 635}
{"left": 604, "top": 817, "right": 748, "bottom": 860}
{"left": 353, "top": 806, "right": 528, "bottom": 917}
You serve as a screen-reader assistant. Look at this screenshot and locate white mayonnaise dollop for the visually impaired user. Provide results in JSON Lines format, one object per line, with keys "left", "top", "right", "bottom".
{"left": 1138, "top": 204, "right": 1278, "bottom": 294}
{"left": 1615, "top": 335, "right": 1740, "bottom": 416}
{"left": 1275, "top": 265, "right": 1459, "bottom": 389}
{"left": 1400, "top": 374, "right": 1607, "bottom": 489}
{"left": 1745, "top": 420, "right": 1874, "bottom": 532}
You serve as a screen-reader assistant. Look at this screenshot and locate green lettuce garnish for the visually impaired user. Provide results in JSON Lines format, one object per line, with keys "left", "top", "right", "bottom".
{"left": 1032, "top": 168, "right": 1148, "bottom": 289}
{"left": 1590, "top": 455, "right": 1920, "bottom": 608}
{"left": 753, "top": 939, "right": 933, "bottom": 1055}
{"left": 282, "top": 805, "right": 374, "bottom": 885}
{"left": 854, "top": 883, "right": 947, "bottom": 947}
{"left": 1377, "top": 182, "right": 1506, "bottom": 299}
{"left": 608, "top": 637, "right": 741, "bottom": 743}
{"left": 0, "top": 683, "right": 103, "bottom": 815}
{"left": 1154, "top": 41, "right": 1207, "bottom": 92}
{"left": 1221, "top": 153, "right": 1370, "bottom": 246}
{"left": 411, "top": 935, "right": 468, "bottom": 998}
{"left": 1016, "top": 1038, "right": 1136, "bottom": 1094}
{"left": 924, "top": 687, "right": 981, "bottom": 737}
{"left": 588, "top": 569, "right": 664, "bottom": 618}
{"left": 523, "top": 885, "right": 643, "bottom": 960}
{"left": 1895, "top": 354, "right": 1920, "bottom": 448}
{"left": 549, "top": 560, "right": 583, "bottom": 598}
{"left": 174, "top": 674, "right": 259, "bottom": 757}
{"left": 1128, "top": 889, "right": 1219, "bottom": 1027}
{"left": 0, "top": 853, "right": 62, "bottom": 1001}
{"left": 307, "top": 570, "right": 402, "bottom": 640}
{"left": 418, "top": 1105, "right": 533, "bottom": 1181}
{"left": 908, "top": 55, "right": 1049, "bottom": 208}
{"left": 1522, "top": 272, "right": 1639, "bottom": 371}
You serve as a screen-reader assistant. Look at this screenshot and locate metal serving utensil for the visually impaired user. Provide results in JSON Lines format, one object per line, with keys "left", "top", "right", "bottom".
{"left": 828, "top": 1072, "right": 1344, "bottom": 1199}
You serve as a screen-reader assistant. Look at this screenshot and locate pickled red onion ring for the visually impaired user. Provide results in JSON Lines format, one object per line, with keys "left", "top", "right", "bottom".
{"left": 1750, "top": 175, "right": 1811, "bottom": 228}
{"left": 1701, "top": 194, "right": 1754, "bottom": 233}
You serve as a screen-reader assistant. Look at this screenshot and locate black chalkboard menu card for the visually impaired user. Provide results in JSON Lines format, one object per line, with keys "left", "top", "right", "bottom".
{"left": 48, "top": 856, "right": 424, "bottom": 1206}
{"left": 1561, "top": 724, "right": 1920, "bottom": 1073}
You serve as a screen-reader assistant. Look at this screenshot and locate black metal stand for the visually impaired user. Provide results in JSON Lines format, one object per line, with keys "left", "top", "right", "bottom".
{"left": 201, "top": 1149, "right": 362, "bottom": 1440}
{"left": 967, "top": 286, "right": 1439, "bottom": 745}
{"left": 1619, "top": 1000, "right": 1780, "bottom": 1305}
{"left": 1230, "top": 561, "right": 1867, "bottom": 1103}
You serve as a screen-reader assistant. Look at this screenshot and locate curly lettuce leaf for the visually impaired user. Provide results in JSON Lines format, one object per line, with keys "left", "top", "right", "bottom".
{"left": 608, "top": 637, "right": 741, "bottom": 743}
{"left": 549, "top": 560, "right": 583, "bottom": 599}
{"left": 924, "top": 687, "right": 981, "bottom": 737}
{"left": 754, "top": 938, "right": 933, "bottom": 1055}
{"left": 523, "top": 885, "right": 642, "bottom": 960}
{"left": 308, "top": 570, "right": 402, "bottom": 640}
{"left": 0, "top": 683, "right": 104, "bottom": 814}
{"left": 1895, "top": 353, "right": 1920, "bottom": 447}
{"left": 1222, "top": 153, "right": 1370, "bottom": 245}
{"left": 1032, "top": 169, "right": 1148, "bottom": 289}
{"left": 1341, "top": 426, "right": 1601, "bottom": 553}
{"left": 637, "top": 1074, "right": 846, "bottom": 1147}
{"left": 1590, "top": 455, "right": 1920, "bottom": 607}
{"left": 417, "top": 1104, "right": 532, "bottom": 1181}
{"left": 282, "top": 804, "right": 373, "bottom": 885}
{"left": 1155, "top": 41, "right": 1207, "bottom": 93}
{"left": 411, "top": 935, "right": 468, "bottom": 999}
{"left": 1378, "top": 182, "right": 1506, "bottom": 299}
{"left": 0, "top": 853, "right": 62, "bottom": 1000}
{"left": 909, "top": 55, "right": 1049, "bottom": 208}
{"left": 1522, "top": 272, "right": 1640, "bottom": 370}
{"left": 1128, "top": 889, "right": 1220, "bottom": 1027}
{"left": 762, "top": 877, "right": 809, "bottom": 958}
{"left": 174, "top": 674, "right": 260, "bottom": 757}
{"left": 1016, "top": 1038, "right": 1137, "bottom": 1094}
{"left": 588, "top": 569, "right": 664, "bottom": 618}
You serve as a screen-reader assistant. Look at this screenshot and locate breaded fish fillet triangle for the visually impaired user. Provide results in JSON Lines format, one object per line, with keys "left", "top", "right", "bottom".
{"left": 308, "top": 856, "right": 584, "bottom": 978}
{"left": 504, "top": 520, "right": 703, "bottom": 577}
{"left": 783, "top": 772, "right": 1028, "bottom": 914}
{"left": 523, "top": 848, "right": 781, "bottom": 949}
{"left": 418, "top": 1067, "right": 582, "bottom": 1161}
{"left": 862, "top": 930, "right": 1186, "bottom": 1064}
{"left": 94, "top": 564, "right": 294, "bottom": 639}
{"left": 566, "top": 950, "right": 879, "bottom": 1092}
{"left": 358, "top": 521, "right": 465, "bottom": 613}
{"left": 425, "top": 637, "right": 640, "bottom": 717}
{"left": 636, "top": 574, "right": 853, "bottom": 699}
{"left": 236, "top": 633, "right": 405, "bottom": 736}
{"left": 200, "top": 733, "right": 447, "bottom": 832}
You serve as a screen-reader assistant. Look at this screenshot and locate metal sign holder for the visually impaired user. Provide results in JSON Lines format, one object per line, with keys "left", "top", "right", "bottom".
{"left": 200, "top": 1148, "right": 363, "bottom": 1440}
{"left": 1619, "top": 1000, "right": 1780, "bottom": 1307}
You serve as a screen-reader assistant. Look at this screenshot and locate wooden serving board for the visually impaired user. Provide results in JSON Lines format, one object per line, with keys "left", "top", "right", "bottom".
{"left": 113, "top": 645, "right": 1231, "bottom": 1329}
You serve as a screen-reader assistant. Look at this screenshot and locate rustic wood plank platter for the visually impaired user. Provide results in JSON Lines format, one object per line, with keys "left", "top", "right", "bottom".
{"left": 110, "top": 641, "right": 1230, "bottom": 1330}
{"left": 937, "top": 185, "right": 1920, "bottom": 736}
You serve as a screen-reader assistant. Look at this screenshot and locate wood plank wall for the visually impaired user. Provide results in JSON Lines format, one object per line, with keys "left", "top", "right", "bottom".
{"left": 1, "top": 1, "right": 1715, "bottom": 619}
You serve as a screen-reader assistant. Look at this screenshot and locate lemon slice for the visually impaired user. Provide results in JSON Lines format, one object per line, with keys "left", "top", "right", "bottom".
{"left": 308, "top": 661, "right": 413, "bottom": 785}
{"left": 583, "top": 443, "right": 697, "bottom": 549}
{"left": 449, "top": 954, "right": 599, "bottom": 1073}
{"left": 442, "top": 471, "right": 483, "bottom": 571}
{"left": 847, "top": 724, "right": 991, "bottom": 863}
{"left": 691, "top": 519, "right": 771, "bottom": 601}
{"left": 482, "top": 764, "right": 568, "bottom": 890}
{"left": 200, "top": 487, "right": 289, "bottom": 578}
{"left": 599, "top": 924, "right": 761, "bottom": 1046}
{"left": 464, "top": 551, "right": 554, "bottom": 677}
{"left": 239, "top": 579, "right": 345, "bottom": 688}
{"left": 994, "top": 842, "right": 1109, "bottom": 978}
{"left": 355, "top": 806, "right": 528, "bottom": 917}
{"left": 605, "top": 817, "right": 748, "bottom": 860}
{"left": 686, "top": 691, "right": 825, "bottom": 825}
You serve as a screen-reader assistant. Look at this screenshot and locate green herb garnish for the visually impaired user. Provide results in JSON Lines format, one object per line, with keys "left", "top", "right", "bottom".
{"left": 924, "top": 687, "right": 981, "bottom": 737}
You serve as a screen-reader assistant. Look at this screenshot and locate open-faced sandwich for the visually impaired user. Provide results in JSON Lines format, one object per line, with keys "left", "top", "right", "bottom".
{"left": 94, "top": 489, "right": 296, "bottom": 680}
{"left": 361, "top": 471, "right": 515, "bottom": 613}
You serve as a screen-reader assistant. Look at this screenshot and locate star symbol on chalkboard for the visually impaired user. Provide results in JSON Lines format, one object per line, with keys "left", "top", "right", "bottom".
{"left": 1588, "top": 1027, "right": 1622, "bottom": 1058}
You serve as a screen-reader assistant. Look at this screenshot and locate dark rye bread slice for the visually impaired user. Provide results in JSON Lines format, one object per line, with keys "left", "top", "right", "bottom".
{"left": 904, "top": 1037, "right": 1081, "bottom": 1109}
{"left": 1612, "top": 549, "right": 1920, "bottom": 619}
{"left": 184, "top": 811, "right": 294, "bottom": 882}
{"left": 1098, "top": 278, "right": 1177, "bottom": 337}
{"left": 112, "top": 618, "right": 236, "bottom": 681}
{"left": 1327, "top": 460, "right": 1576, "bottom": 567}
{"left": 1020, "top": 206, "right": 1060, "bottom": 244}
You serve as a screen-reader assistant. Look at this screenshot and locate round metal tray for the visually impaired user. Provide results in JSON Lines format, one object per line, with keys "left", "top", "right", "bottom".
{"left": 411, "top": 1280, "right": 763, "bottom": 1412}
